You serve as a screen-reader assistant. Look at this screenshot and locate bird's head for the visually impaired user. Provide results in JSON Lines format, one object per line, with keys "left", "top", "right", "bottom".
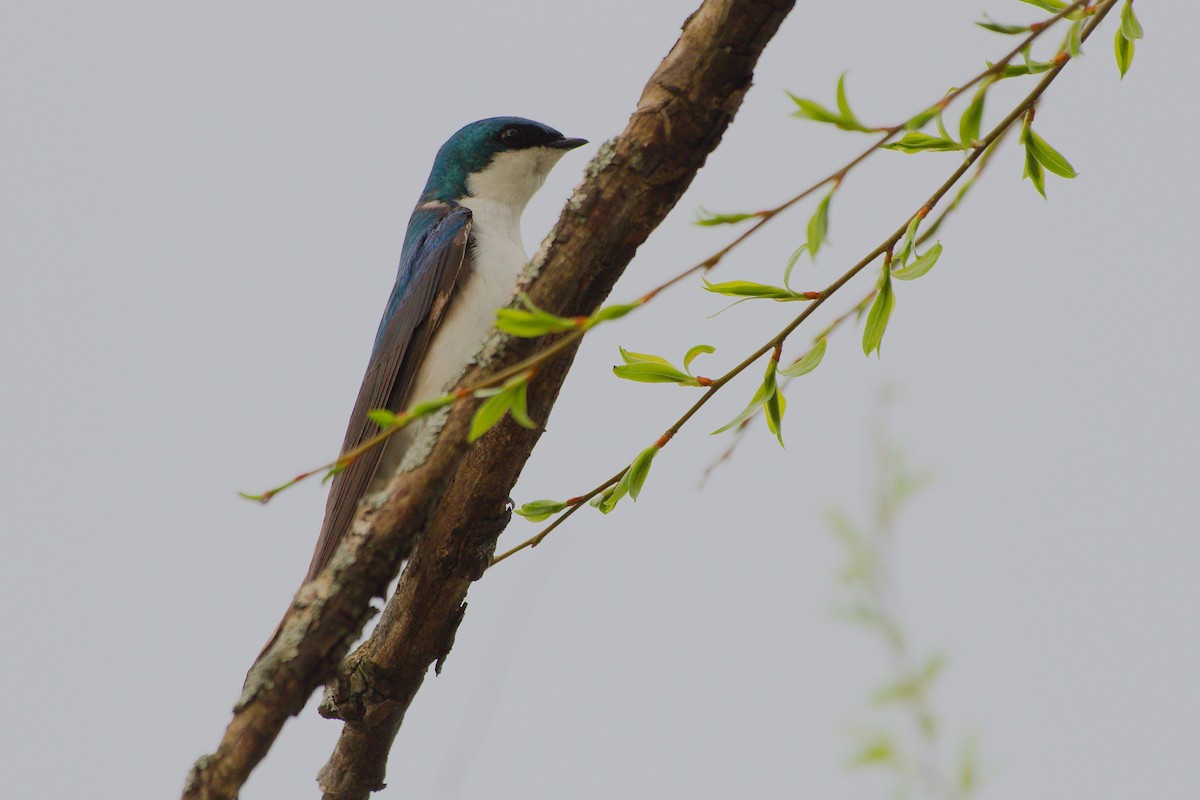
{"left": 421, "top": 117, "right": 587, "bottom": 211}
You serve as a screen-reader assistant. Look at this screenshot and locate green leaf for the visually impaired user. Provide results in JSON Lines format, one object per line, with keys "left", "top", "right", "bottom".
{"left": 710, "top": 379, "right": 769, "bottom": 434}
{"left": 619, "top": 347, "right": 673, "bottom": 367}
{"left": 468, "top": 389, "right": 514, "bottom": 442}
{"left": 588, "top": 302, "right": 641, "bottom": 326}
{"left": 905, "top": 104, "right": 941, "bottom": 130}
{"left": 872, "top": 677, "right": 921, "bottom": 705}
{"left": 513, "top": 499, "right": 569, "bottom": 522}
{"left": 958, "top": 736, "right": 980, "bottom": 793}
{"left": 703, "top": 278, "right": 811, "bottom": 301}
{"left": 615, "top": 345, "right": 715, "bottom": 385}
{"left": 1115, "top": 27, "right": 1135, "bottom": 77}
{"left": 683, "top": 344, "right": 716, "bottom": 374}
{"left": 1026, "top": 130, "right": 1077, "bottom": 178}
{"left": 883, "top": 132, "right": 968, "bottom": 153}
{"left": 976, "top": 16, "right": 1029, "bottom": 35}
{"left": 624, "top": 445, "right": 659, "bottom": 500}
{"left": 787, "top": 93, "right": 841, "bottom": 124}
{"left": 873, "top": 655, "right": 944, "bottom": 705}
{"left": 469, "top": 376, "right": 534, "bottom": 439}
{"left": 892, "top": 242, "right": 943, "bottom": 281}
{"left": 495, "top": 307, "right": 578, "bottom": 337}
{"left": 595, "top": 490, "right": 620, "bottom": 514}
{"left": 783, "top": 244, "right": 808, "bottom": 290}
{"left": 862, "top": 268, "right": 895, "bottom": 357}
{"left": 934, "top": 101, "right": 953, "bottom": 142}
{"left": 694, "top": 208, "right": 757, "bottom": 226}
{"left": 1067, "top": 18, "right": 1084, "bottom": 59}
{"left": 366, "top": 409, "right": 399, "bottom": 428}
{"left": 596, "top": 446, "right": 660, "bottom": 513}
{"left": 764, "top": 383, "right": 787, "bottom": 446}
{"left": 508, "top": 380, "right": 537, "bottom": 429}
{"left": 712, "top": 359, "right": 777, "bottom": 435}
{"left": 959, "top": 83, "right": 987, "bottom": 146}
{"left": 850, "top": 734, "right": 897, "bottom": 767}
{"left": 991, "top": 59, "right": 1055, "bottom": 78}
{"left": 835, "top": 72, "right": 857, "bottom": 124}
{"left": 409, "top": 395, "right": 456, "bottom": 417}
{"left": 778, "top": 338, "right": 827, "bottom": 377}
{"left": 1121, "top": 0, "right": 1144, "bottom": 40}
{"left": 1023, "top": 136, "right": 1047, "bottom": 198}
{"left": 808, "top": 191, "right": 832, "bottom": 258}
{"left": 787, "top": 91, "right": 872, "bottom": 133}
{"left": 895, "top": 215, "right": 921, "bottom": 266}
{"left": 1018, "top": 0, "right": 1068, "bottom": 11}
{"left": 613, "top": 361, "right": 695, "bottom": 384}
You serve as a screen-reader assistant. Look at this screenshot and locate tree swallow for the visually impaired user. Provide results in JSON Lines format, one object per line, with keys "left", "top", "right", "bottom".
{"left": 304, "top": 117, "right": 587, "bottom": 582}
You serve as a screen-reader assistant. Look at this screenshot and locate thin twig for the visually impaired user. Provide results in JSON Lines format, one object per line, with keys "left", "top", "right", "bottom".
{"left": 700, "top": 121, "right": 1017, "bottom": 482}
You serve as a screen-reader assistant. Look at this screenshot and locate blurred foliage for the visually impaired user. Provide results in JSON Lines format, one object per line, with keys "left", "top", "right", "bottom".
{"left": 828, "top": 407, "right": 979, "bottom": 800}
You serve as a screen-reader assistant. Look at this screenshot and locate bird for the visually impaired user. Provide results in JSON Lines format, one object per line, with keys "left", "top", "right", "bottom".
{"left": 303, "top": 117, "right": 587, "bottom": 585}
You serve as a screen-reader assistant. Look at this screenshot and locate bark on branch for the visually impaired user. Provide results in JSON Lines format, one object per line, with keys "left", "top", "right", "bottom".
{"left": 183, "top": 2, "right": 794, "bottom": 798}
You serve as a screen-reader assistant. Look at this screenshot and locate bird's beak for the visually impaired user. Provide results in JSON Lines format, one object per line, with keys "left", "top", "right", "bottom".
{"left": 546, "top": 137, "right": 588, "bottom": 150}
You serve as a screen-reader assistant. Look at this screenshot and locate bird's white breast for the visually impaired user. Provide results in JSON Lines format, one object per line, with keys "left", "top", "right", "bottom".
{"left": 371, "top": 197, "right": 528, "bottom": 481}
{"left": 407, "top": 196, "right": 527, "bottom": 406}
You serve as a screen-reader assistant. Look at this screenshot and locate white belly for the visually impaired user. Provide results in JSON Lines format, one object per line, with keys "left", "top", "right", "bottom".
{"left": 407, "top": 236, "right": 526, "bottom": 405}
{"left": 371, "top": 196, "right": 528, "bottom": 484}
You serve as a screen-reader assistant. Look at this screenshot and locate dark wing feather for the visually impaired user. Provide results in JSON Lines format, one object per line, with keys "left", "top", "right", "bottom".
{"left": 303, "top": 204, "right": 472, "bottom": 582}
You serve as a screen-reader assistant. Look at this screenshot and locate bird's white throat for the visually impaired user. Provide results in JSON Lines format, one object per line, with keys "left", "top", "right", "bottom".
{"left": 465, "top": 146, "right": 569, "bottom": 213}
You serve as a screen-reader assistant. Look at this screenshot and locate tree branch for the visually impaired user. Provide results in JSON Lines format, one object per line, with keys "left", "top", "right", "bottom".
{"left": 182, "top": 2, "right": 795, "bottom": 799}
{"left": 312, "top": 2, "right": 800, "bottom": 798}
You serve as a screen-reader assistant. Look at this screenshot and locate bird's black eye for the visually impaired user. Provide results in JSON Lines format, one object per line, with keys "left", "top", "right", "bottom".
{"left": 498, "top": 127, "right": 527, "bottom": 148}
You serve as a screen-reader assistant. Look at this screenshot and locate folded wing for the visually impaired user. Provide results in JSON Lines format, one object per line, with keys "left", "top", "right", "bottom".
{"left": 303, "top": 203, "right": 473, "bottom": 582}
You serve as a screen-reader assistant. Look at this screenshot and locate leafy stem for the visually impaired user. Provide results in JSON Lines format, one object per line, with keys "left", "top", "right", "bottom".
{"left": 243, "top": 0, "right": 1100, "bottom": 506}
{"left": 491, "top": 0, "right": 1118, "bottom": 565}
{"left": 700, "top": 125, "right": 1013, "bottom": 480}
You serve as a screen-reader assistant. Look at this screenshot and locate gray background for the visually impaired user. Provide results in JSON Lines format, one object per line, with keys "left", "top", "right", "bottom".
{"left": 2, "top": 1, "right": 1196, "bottom": 798}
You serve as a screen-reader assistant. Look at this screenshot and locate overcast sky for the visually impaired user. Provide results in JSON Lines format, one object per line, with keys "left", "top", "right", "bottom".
{"left": 2, "top": 2, "right": 1196, "bottom": 798}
